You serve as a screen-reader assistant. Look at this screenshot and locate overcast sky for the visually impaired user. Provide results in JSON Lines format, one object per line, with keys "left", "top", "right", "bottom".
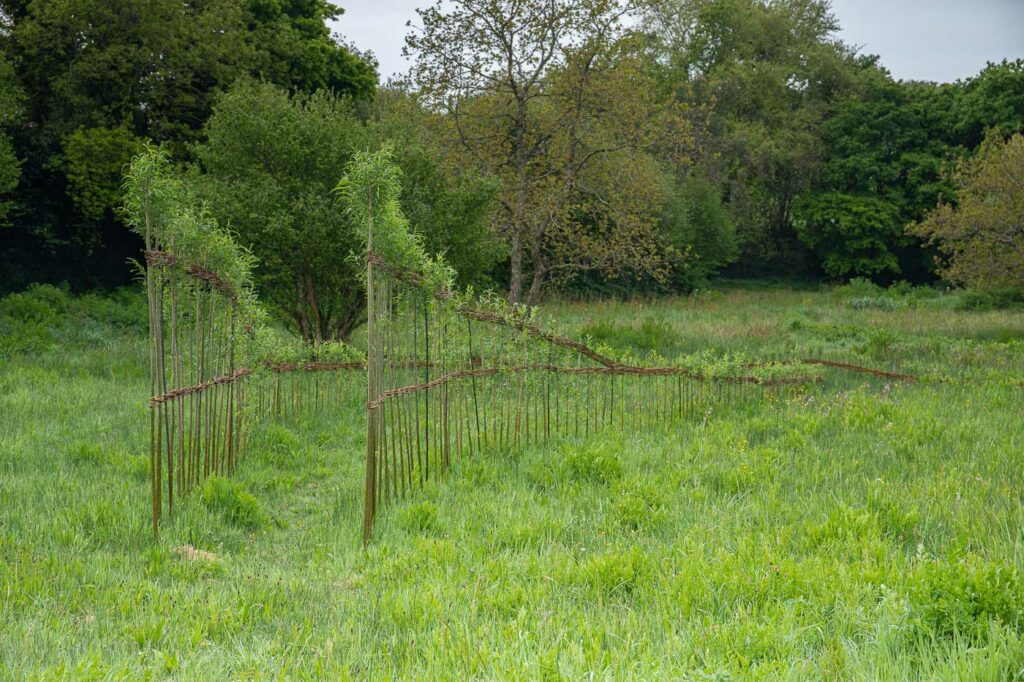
{"left": 334, "top": 0, "right": 1024, "bottom": 84}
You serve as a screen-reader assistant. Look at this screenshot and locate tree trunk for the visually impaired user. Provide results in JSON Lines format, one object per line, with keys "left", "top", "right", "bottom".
{"left": 525, "top": 238, "right": 546, "bottom": 307}
{"left": 509, "top": 92, "right": 529, "bottom": 305}
{"left": 509, "top": 231, "right": 524, "bottom": 304}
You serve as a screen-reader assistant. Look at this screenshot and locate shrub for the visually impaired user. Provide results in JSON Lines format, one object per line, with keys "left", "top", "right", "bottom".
{"left": 956, "top": 289, "right": 1024, "bottom": 311}
{"left": 0, "top": 283, "right": 69, "bottom": 322}
{"left": 833, "top": 277, "right": 884, "bottom": 298}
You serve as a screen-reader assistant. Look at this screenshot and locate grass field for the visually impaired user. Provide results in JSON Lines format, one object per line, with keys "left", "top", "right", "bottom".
{"left": 2, "top": 282, "right": 1023, "bottom": 679}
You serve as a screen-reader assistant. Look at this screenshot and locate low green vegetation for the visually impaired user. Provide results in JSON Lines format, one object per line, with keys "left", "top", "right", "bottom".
{"left": 2, "top": 283, "right": 1022, "bottom": 677}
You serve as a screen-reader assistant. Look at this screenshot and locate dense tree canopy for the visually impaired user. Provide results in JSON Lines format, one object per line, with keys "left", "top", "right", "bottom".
{"left": 0, "top": 0, "right": 1022, "bottom": 303}
{"left": 792, "top": 62, "right": 956, "bottom": 279}
{"left": 0, "top": 0, "right": 376, "bottom": 291}
{"left": 0, "top": 51, "right": 20, "bottom": 224}
{"left": 642, "top": 0, "right": 855, "bottom": 273}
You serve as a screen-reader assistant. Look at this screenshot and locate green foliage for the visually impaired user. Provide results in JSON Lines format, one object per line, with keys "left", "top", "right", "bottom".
{"left": 950, "top": 59, "right": 1024, "bottom": 148}
{"left": 0, "top": 283, "right": 145, "bottom": 358}
{"left": 407, "top": 0, "right": 676, "bottom": 304}
{"left": 955, "top": 289, "right": 1024, "bottom": 312}
{"left": 337, "top": 146, "right": 455, "bottom": 294}
{"left": 194, "top": 80, "right": 368, "bottom": 341}
{"left": 579, "top": 319, "right": 683, "bottom": 358}
{"left": 0, "top": 52, "right": 21, "bottom": 224}
{"left": 367, "top": 90, "right": 502, "bottom": 290}
{"left": 244, "top": 0, "right": 377, "bottom": 98}
{"left": 659, "top": 174, "right": 738, "bottom": 289}
{"left": 643, "top": 0, "right": 855, "bottom": 274}
{"left": 579, "top": 547, "right": 650, "bottom": 598}
{"left": 613, "top": 478, "right": 666, "bottom": 530}
{"left": 911, "top": 133, "right": 1024, "bottom": 294}
{"left": 396, "top": 502, "right": 441, "bottom": 535}
{"left": 792, "top": 64, "right": 956, "bottom": 279}
{"left": 909, "top": 558, "right": 1024, "bottom": 639}
{"left": 123, "top": 147, "right": 257, "bottom": 300}
{"left": 0, "top": 0, "right": 376, "bottom": 291}
{"left": 792, "top": 192, "right": 902, "bottom": 276}
{"left": 199, "top": 477, "right": 270, "bottom": 529}
{"left": 63, "top": 125, "right": 144, "bottom": 221}
{"left": 563, "top": 441, "right": 623, "bottom": 484}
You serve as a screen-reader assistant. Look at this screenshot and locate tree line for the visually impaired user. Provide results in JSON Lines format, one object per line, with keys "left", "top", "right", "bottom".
{"left": 1, "top": 0, "right": 1022, "bottom": 338}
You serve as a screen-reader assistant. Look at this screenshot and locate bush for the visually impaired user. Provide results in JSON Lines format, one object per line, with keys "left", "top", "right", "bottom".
{"left": 833, "top": 277, "right": 884, "bottom": 298}
{"left": 956, "top": 289, "right": 1024, "bottom": 311}
{"left": 0, "top": 283, "right": 69, "bottom": 322}
{"left": 0, "top": 285, "right": 146, "bottom": 358}
{"left": 0, "top": 284, "right": 69, "bottom": 356}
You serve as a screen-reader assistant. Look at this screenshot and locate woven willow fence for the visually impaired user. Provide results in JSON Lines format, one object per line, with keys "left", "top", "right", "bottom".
{"left": 359, "top": 253, "right": 856, "bottom": 541}
{"left": 126, "top": 149, "right": 364, "bottom": 533}
{"left": 131, "top": 147, "right": 915, "bottom": 540}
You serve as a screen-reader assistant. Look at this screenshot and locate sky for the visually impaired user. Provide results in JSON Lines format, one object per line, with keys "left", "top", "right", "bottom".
{"left": 334, "top": 0, "right": 1024, "bottom": 84}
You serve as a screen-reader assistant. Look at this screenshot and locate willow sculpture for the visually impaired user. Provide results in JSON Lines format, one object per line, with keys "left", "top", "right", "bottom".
{"left": 133, "top": 146, "right": 913, "bottom": 540}
{"left": 340, "top": 149, "right": 835, "bottom": 543}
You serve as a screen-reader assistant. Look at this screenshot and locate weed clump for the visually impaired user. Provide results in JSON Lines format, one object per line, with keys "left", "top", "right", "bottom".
{"left": 613, "top": 478, "right": 665, "bottom": 530}
{"left": 579, "top": 547, "right": 650, "bottom": 598}
{"left": 396, "top": 501, "right": 441, "bottom": 534}
{"left": 564, "top": 441, "right": 622, "bottom": 484}
{"left": 578, "top": 318, "right": 682, "bottom": 358}
{"left": 68, "top": 442, "right": 107, "bottom": 466}
{"left": 849, "top": 296, "right": 906, "bottom": 311}
{"left": 199, "top": 477, "right": 269, "bottom": 529}
{"left": 258, "top": 424, "right": 302, "bottom": 467}
{"left": 908, "top": 557, "right": 1024, "bottom": 639}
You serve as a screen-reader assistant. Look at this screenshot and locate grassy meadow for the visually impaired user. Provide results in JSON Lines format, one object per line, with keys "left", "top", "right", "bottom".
{"left": 2, "top": 282, "right": 1024, "bottom": 679}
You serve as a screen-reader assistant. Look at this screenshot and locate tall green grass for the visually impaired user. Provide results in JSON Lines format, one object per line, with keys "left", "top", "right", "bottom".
{"left": 2, "top": 283, "right": 1023, "bottom": 678}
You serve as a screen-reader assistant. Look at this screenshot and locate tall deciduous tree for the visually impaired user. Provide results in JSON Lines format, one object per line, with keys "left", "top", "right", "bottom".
{"left": 406, "top": 0, "right": 678, "bottom": 305}
{"left": 910, "top": 133, "right": 1024, "bottom": 292}
{"left": 950, "top": 60, "right": 1024, "bottom": 149}
{"left": 641, "top": 0, "right": 856, "bottom": 273}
